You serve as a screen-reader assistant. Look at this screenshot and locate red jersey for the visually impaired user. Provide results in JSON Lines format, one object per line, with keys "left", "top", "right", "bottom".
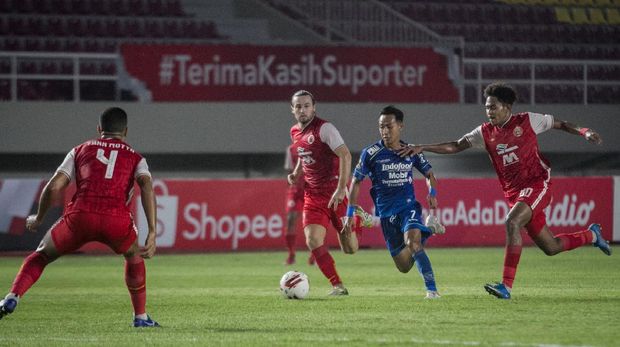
{"left": 290, "top": 116, "right": 345, "bottom": 194}
{"left": 57, "top": 138, "right": 150, "bottom": 216}
{"left": 463, "top": 112, "right": 554, "bottom": 196}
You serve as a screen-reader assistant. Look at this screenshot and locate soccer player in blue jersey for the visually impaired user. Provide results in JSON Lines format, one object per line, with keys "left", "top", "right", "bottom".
{"left": 343, "top": 105, "right": 442, "bottom": 299}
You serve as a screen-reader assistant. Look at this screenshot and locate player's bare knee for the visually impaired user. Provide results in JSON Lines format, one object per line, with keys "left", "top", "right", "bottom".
{"left": 407, "top": 242, "right": 423, "bottom": 254}
{"left": 504, "top": 218, "right": 521, "bottom": 233}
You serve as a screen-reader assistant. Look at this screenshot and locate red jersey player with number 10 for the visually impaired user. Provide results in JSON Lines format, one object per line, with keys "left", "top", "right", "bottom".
{"left": 398, "top": 82, "right": 611, "bottom": 300}
{"left": 288, "top": 90, "right": 358, "bottom": 296}
{"left": 0, "top": 107, "right": 160, "bottom": 327}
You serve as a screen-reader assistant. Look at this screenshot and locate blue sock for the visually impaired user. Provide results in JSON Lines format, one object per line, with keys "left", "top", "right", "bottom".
{"left": 413, "top": 250, "right": 437, "bottom": 291}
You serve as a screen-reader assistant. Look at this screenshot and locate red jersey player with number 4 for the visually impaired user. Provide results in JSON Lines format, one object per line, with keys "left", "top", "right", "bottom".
{"left": 288, "top": 90, "right": 359, "bottom": 296}
{"left": 0, "top": 107, "right": 160, "bottom": 326}
{"left": 398, "top": 82, "right": 611, "bottom": 300}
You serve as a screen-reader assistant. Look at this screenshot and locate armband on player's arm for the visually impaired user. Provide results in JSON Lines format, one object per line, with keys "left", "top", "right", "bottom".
{"left": 346, "top": 205, "right": 357, "bottom": 217}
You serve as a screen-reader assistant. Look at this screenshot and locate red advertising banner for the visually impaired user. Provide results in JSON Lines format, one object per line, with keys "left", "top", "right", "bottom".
{"left": 129, "top": 177, "right": 614, "bottom": 252}
{"left": 120, "top": 44, "right": 459, "bottom": 102}
{"left": 0, "top": 177, "right": 613, "bottom": 253}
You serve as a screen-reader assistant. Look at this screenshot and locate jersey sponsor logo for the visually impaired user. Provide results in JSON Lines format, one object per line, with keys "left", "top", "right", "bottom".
{"left": 297, "top": 147, "right": 316, "bottom": 165}
{"left": 513, "top": 126, "right": 523, "bottom": 137}
{"left": 496, "top": 144, "right": 520, "bottom": 166}
{"left": 381, "top": 162, "right": 413, "bottom": 171}
{"left": 367, "top": 145, "right": 380, "bottom": 156}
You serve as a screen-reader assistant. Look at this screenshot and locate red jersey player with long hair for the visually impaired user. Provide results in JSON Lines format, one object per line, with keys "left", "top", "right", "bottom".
{"left": 398, "top": 82, "right": 611, "bottom": 299}
{"left": 288, "top": 90, "right": 359, "bottom": 296}
{"left": 0, "top": 107, "right": 160, "bottom": 326}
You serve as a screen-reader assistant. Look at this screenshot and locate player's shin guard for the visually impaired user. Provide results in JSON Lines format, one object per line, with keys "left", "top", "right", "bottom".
{"left": 10, "top": 251, "right": 50, "bottom": 297}
{"left": 125, "top": 256, "right": 147, "bottom": 316}
{"left": 557, "top": 229, "right": 594, "bottom": 251}
{"left": 285, "top": 234, "right": 296, "bottom": 256}
{"left": 502, "top": 245, "right": 522, "bottom": 289}
{"left": 311, "top": 245, "right": 341, "bottom": 286}
{"left": 413, "top": 250, "right": 437, "bottom": 292}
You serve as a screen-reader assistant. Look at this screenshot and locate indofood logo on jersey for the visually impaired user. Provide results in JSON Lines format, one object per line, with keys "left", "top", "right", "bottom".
{"left": 382, "top": 162, "right": 413, "bottom": 182}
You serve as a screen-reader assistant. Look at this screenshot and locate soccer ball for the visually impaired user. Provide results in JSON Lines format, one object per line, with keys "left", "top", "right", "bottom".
{"left": 279, "top": 271, "right": 309, "bottom": 299}
{"left": 425, "top": 214, "right": 446, "bottom": 234}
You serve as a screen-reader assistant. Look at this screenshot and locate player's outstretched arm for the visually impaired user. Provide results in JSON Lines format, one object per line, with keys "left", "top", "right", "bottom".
{"left": 26, "top": 172, "right": 70, "bottom": 232}
{"left": 397, "top": 138, "right": 471, "bottom": 157}
{"left": 137, "top": 175, "right": 157, "bottom": 259}
{"left": 328, "top": 144, "right": 352, "bottom": 211}
{"left": 553, "top": 119, "right": 603, "bottom": 145}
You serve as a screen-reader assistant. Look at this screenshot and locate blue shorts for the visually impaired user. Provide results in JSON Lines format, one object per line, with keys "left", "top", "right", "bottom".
{"left": 380, "top": 202, "right": 431, "bottom": 257}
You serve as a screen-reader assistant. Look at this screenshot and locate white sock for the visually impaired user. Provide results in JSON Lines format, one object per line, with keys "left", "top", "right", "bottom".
{"left": 591, "top": 231, "right": 598, "bottom": 243}
{"left": 4, "top": 293, "right": 19, "bottom": 303}
{"left": 135, "top": 313, "right": 148, "bottom": 320}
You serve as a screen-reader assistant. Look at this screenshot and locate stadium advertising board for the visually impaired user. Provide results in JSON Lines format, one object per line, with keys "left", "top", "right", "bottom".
{"left": 0, "top": 177, "right": 615, "bottom": 252}
{"left": 120, "top": 44, "right": 459, "bottom": 102}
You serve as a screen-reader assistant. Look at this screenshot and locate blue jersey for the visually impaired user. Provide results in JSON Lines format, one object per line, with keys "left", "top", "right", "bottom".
{"left": 353, "top": 140, "right": 432, "bottom": 218}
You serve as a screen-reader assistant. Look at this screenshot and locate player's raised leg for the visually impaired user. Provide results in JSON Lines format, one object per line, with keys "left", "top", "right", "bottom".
{"left": 305, "top": 224, "right": 348, "bottom": 296}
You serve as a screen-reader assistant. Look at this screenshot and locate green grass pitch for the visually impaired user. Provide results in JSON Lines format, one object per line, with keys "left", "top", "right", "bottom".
{"left": 0, "top": 247, "right": 618, "bottom": 346}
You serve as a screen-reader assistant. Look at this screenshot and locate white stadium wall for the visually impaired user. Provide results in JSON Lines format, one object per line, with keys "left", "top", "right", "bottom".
{"left": 1, "top": 102, "right": 619, "bottom": 154}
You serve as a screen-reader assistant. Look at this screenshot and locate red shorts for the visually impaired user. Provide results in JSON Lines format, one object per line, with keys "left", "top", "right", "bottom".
{"left": 506, "top": 182, "right": 552, "bottom": 237}
{"left": 285, "top": 186, "right": 304, "bottom": 213}
{"left": 302, "top": 190, "right": 347, "bottom": 231}
{"left": 51, "top": 212, "right": 138, "bottom": 255}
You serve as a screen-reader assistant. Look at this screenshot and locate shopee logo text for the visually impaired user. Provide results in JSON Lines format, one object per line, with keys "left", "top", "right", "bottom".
{"left": 182, "top": 202, "right": 283, "bottom": 249}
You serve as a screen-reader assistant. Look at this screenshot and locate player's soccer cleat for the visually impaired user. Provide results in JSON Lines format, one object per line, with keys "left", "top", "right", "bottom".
{"left": 354, "top": 206, "right": 374, "bottom": 228}
{"left": 284, "top": 254, "right": 296, "bottom": 265}
{"left": 425, "top": 215, "right": 445, "bottom": 235}
{"left": 133, "top": 315, "right": 160, "bottom": 328}
{"left": 328, "top": 286, "right": 349, "bottom": 296}
{"left": 484, "top": 282, "right": 511, "bottom": 299}
{"left": 424, "top": 290, "right": 441, "bottom": 299}
{"left": 0, "top": 298, "right": 17, "bottom": 320}
{"left": 589, "top": 223, "right": 611, "bottom": 256}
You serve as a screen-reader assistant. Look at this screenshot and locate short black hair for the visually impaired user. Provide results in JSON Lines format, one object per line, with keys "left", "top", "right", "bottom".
{"left": 484, "top": 82, "right": 517, "bottom": 105}
{"left": 100, "top": 107, "right": 128, "bottom": 133}
{"left": 291, "top": 90, "right": 315, "bottom": 105}
{"left": 380, "top": 105, "right": 404, "bottom": 123}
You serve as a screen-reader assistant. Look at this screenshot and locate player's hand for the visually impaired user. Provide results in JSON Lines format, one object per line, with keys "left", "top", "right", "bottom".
{"left": 427, "top": 195, "right": 438, "bottom": 209}
{"left": 140, "top": 231, "right": 157, "bottom": 259}
{"left": 584, "top": 129, "right": 602, "bottom": 145}
{"left": 287, "top": 172, "right": 298, "bottom": 185}
{"left": 397, "top": 144, "right": 422, "bottom": 157}
{"left": 340, "top": 216, "right": 354, "bottom": 235}
{"left": 328, "top": 188, "right": 346, "bottom": 211}
{"left": 25, "top": 214, "right": 42, "bottom": 232}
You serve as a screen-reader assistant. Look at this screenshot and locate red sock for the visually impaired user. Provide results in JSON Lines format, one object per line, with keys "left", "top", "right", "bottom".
{"left": 285, "top": 234, "right": 296, "bottom": 256}
{"left": 502, "top": 245, "right": 522, "bottom": 289}
{"left": 125, "top": 256, "right": 147, "bottom": 315}
{"left": 557, "top": 229, "right": 593, "bottom": 251}
{"left": 11, "top": 252, "right": 50, "bottom": 297}
{"left": 311, "top": 245, "right": 341, "bottom": 286}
